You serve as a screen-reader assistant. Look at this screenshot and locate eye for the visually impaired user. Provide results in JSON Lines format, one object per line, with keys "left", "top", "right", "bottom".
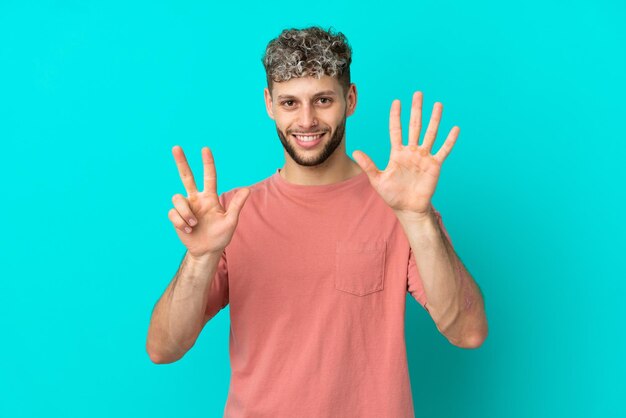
{"left": 281, "top": 100, "right": 295, "bottom": 107}
{"left": 318, "top": 97, "right": 332, "bottom": 104}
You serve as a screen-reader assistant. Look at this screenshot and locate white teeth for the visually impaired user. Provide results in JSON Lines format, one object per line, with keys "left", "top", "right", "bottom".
{"left": 295, "top": 134, "right": 323, "bottom": 142}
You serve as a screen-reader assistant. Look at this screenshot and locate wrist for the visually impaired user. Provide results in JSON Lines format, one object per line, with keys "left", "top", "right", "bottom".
{"left": 186, "top": 250, "right": 223, "bottom": 264}
{"left": 393, "top": 205, "right": 435, "bottom": 225}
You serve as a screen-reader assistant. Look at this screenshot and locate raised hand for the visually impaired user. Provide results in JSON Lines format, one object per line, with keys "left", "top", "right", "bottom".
{"left": 352, "top": 91, "right": 460, "bottom": 219}
{"left": 168, "top": 146, "right": 250, "bottom": 259}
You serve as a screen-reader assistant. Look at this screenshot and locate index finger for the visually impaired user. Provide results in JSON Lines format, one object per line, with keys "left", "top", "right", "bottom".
{"left": 172, "top": 145, "right": 198, "bottom": 195}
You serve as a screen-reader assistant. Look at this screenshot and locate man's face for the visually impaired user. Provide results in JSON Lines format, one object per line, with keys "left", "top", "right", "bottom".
{"left": 264, "top": 75, "right": 356, "bottom": 167}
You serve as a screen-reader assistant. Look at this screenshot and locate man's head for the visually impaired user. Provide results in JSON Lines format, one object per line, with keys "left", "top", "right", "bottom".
{"left": 261, "top": 26, "right": 357, "bottom": 167}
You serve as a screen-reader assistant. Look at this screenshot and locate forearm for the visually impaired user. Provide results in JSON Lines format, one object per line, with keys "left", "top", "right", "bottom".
{"left": 146, "top": 250, "right": 222, "bottom": 363}
{"left": 395, "top": 206, "right": 487, "bottom": 348}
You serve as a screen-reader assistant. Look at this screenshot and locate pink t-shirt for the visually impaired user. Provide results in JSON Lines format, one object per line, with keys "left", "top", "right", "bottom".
{"left": 205, "top": 168, "right": 453, "bottom": 418}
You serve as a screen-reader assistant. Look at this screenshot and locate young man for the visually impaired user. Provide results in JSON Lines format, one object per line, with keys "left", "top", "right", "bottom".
{"left": 147, "top": 26, "right": 488, "bottom": 417}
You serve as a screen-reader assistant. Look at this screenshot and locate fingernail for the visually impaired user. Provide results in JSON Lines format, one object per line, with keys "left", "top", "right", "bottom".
{"left": 185, "top": 227, "right": 192, "bottom": 233}
{"left": 189, "top": 218, "right": 197, "bottom": 226}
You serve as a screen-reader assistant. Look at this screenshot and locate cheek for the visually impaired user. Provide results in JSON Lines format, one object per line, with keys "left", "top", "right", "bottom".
{"left": 329, "top": 110, "right": 345, "bottom": 126}
{"left": 274, "top": 119, "right": 290, "bottom": 133}
{"left": 329, "top": 118, "right": 343, "bottom": 131}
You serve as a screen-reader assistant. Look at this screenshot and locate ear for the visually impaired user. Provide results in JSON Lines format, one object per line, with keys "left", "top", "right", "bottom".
{"left": 346, "top": 83, "right": 357, "bottom": 117}
{"left": 264, "top": 87, "right": 275, "bottom": 120}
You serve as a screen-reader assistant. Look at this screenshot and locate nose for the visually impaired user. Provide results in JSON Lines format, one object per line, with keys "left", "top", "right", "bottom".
{"left": 296, "top": 103, "right": 318, "bottom": 131}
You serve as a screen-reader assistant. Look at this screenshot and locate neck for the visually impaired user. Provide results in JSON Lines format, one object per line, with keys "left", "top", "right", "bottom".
{"left": 279, "top": 153, "right": 363, "bottom": 186}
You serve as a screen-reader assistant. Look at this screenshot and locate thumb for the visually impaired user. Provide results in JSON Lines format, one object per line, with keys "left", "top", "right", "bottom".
{"left": 226, "top": 187, "right": 251, "bottom": 223}
{"left": 352, "top": 150, "right": 379, "bottom": 182}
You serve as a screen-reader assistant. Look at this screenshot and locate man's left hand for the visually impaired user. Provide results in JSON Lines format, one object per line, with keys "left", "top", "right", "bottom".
{"left": 352, "top": 91, "right": 460, "bottom": 220}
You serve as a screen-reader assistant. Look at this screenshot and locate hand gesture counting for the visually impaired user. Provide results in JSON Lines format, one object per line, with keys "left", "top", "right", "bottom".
{"left": 352, "top": 91, "right": 460, "bottom": 220}
{"left": 168, "top": 146, "right": 251, "bottom": 259}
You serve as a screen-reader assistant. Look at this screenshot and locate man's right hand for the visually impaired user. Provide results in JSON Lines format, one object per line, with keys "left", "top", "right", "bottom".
{"left": 168, "top": 145, "right": 250, "bottom": 259}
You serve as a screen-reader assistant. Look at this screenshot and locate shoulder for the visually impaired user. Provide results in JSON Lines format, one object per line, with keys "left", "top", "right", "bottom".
{"left": 218, "top": 173, "right": 274, "bottom": 207}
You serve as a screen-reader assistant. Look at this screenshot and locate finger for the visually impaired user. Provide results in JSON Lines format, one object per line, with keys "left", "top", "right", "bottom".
{"left": 168, "top": 208, "right": 193, "bottom": 234}
{"left": 202, "top": 147, "right": 219, "bottom": 201}
{"left": 225, "top": 188, "right": 251, "bottom": 224}
{"left": 408, "top": 91, "right": 423, "bottom": 147}
{"left": 172, "top": 145, "right": 198, "bottom": 195}
{"left": 389, "top": 99, "right": 403, "bottom": 149}
{"left": 351, "top": 150, "right": 379, "bottom": 184}
{"left": 422, "top": 102, "right": 443, "bottom": 153}
{"left": 434, "top": 126, "right": 460, "bottom": 164}
{"left": 172, "top": 194, "right": 198, "bottom": 227}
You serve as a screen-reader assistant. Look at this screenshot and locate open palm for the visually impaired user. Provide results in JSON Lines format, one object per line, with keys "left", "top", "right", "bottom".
{"left": 352, "top": 91, "right": 460, "bottom": 217}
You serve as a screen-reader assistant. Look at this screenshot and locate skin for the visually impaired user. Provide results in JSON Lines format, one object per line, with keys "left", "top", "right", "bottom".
{"left": 149, "top": 146, "right": 251, "bottom": 364}
{"left": 162, "top": 77, "right": 487, "bottom": 350}
{"left": 352, "top": 92, "right": 460, "bottom": 217}
{"left": 351, "top": 92, "right": 487, "bottom": 347}
{"left": 263, "top": 75, "right": 364, "bottom": 186}
{"left": 169, "top": 79, "right": 459, "bottom": 246}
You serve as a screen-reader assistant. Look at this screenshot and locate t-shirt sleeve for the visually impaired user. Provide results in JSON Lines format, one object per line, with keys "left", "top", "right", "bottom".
{"left": 204, "top": 192, "right": 231, "bottom": 321}
{"left": 407, "top": 206, "right": 454, "bottom": 311}
{"left": 204, "top": 249, "right": 229, "bottom": 321}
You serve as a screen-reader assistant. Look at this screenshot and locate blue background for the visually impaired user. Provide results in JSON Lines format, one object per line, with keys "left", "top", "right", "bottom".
{"left": 1, "top": 1, "right": 624, "bottom": 417}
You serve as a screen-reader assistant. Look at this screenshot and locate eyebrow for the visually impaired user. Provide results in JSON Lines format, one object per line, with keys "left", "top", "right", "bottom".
{"left": 277, "top": 90, "right": 338, "bottom": 100}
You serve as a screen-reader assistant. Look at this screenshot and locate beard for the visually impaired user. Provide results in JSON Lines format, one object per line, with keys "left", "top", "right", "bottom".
{"left": 275, "top": 114, "right": 347, "bottom": 167}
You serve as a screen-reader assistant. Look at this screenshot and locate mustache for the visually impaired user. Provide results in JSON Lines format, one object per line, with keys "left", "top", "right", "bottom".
{"left": 288, "top": 130, "right": 328, "bottom": 135}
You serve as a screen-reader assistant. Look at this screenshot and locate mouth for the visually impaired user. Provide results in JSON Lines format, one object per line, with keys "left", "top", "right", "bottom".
{"left": 292, "top": 132, "right": 326, "bottom": 149}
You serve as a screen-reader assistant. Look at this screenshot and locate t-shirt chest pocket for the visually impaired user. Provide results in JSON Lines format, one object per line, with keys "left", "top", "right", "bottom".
{"left": 334, "top": 239, "right": 387, "bottom": 296}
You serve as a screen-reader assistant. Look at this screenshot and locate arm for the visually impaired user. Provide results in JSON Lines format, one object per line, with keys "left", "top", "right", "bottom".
{"left": 146, "top": 250, "right": 222, "bottom": 364}
{"left": 351, "top": 91, "right": 487, "bottom": 349}
{"left": 147, "top": 145, "right": 250, "bottom": 363}
{"left": 396, "top": 207, "right": 488, "bottom": 349}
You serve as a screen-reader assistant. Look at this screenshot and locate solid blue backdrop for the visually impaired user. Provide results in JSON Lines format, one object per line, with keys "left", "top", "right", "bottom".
{"left": 1, "top": 1, "right": 624, "bottom": 417}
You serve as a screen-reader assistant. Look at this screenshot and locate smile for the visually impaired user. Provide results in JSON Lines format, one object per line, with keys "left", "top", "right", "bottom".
{"left": 292, "top": 132, "right": 325, "bottom": 148}
{"left": 293, "top": 133, "right": 323, "bottom": 142}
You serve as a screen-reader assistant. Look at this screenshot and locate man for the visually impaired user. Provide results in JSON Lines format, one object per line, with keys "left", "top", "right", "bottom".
{"left": 147, "top": 26, "right": 488, "bottom": 417}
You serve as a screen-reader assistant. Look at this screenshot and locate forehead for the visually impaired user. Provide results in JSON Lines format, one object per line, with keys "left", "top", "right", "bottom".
{"left": 272, "top": 75, "right": 342, "bottom": 99}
